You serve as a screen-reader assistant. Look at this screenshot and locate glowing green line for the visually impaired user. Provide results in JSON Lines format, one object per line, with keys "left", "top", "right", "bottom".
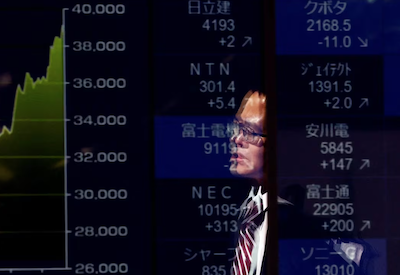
{"left": 0, "top": 156, "right": 64, "bottom": 159}
{"left": 10, "top": 119, "right": 65, "bottom": 122}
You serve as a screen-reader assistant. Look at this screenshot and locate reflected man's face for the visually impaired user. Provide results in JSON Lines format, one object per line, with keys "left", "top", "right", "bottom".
{"left": 230, "top": 91, "right": 266, "bottom": 179}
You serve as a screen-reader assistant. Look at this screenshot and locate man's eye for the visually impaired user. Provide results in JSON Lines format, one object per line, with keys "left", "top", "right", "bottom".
{"left": 243, "top": 128, "right": 254, "bottom": 134}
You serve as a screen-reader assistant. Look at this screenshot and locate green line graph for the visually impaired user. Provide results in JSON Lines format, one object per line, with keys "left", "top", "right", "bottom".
{"left": 0, "top": 29, "right": 65, "bottom": 205}
{"left": 0, "top": 12, "right": 67, "bottom": 266}
{"left": 0, "top": 30, "right": 64, "bottom": 158}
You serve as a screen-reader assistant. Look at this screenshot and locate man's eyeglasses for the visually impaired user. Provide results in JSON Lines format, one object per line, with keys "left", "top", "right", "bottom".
{"left": 230, "top": 121, "right": 267, "bottom": 144}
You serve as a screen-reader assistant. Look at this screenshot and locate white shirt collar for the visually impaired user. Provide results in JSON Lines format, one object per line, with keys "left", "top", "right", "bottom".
{"left": 247, "top": 186, "right": 268, "bottom": 212}
{"left": 247, "top": 186, "right": 292, "bottom": 212}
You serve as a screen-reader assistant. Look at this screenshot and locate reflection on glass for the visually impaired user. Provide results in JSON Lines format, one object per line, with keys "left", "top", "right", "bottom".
{"left": 228, "top": 91, "right": 382, "bottom": 275}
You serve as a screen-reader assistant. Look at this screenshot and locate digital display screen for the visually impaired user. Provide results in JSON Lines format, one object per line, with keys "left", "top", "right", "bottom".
{"left": 276, "top": 1, "right": 398, "bottom": 274}
{"left": 0, "top": 0, "right": 398, "bottom": 275}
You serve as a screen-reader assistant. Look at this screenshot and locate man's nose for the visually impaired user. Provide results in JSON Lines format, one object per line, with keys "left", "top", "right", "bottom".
{"left": 230, "top": 132, "right": 245, "bottom": 145}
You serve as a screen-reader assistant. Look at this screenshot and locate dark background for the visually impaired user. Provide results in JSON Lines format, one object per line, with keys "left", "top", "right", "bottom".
{"left": 0, "top": 0, "right": 398, "bottom": 274}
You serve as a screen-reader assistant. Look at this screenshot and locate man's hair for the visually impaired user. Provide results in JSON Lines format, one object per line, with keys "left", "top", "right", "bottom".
{"left": 238, "top": 90, "right": 266, "bottom": 110}
{"left": 236, "top": 90, "right": 267, "bottom": 131}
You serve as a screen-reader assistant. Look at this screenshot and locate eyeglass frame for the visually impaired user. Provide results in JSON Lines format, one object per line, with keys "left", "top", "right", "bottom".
{"left": 230, "top": 120, "right": 267, "bottom": 144}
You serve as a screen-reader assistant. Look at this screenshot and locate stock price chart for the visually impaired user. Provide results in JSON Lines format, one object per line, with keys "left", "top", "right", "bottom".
{"left": 0, "top": 0, "right": 148, "bottom": 274}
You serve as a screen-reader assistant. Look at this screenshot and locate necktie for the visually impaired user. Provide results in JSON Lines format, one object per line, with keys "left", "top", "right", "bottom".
{"left": 232, "top": 198, "right": 265, "bottom": 275}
